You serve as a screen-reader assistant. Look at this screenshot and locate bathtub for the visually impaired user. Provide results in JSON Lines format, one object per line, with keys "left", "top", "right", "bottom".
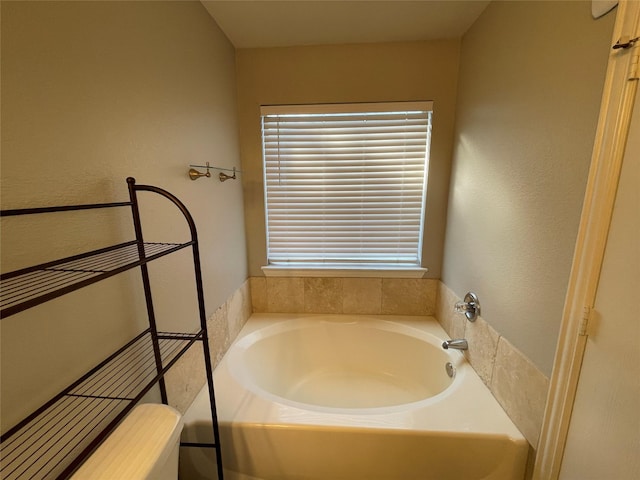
{"left": 180, "top": 314, "right": 528, "bottom": 480}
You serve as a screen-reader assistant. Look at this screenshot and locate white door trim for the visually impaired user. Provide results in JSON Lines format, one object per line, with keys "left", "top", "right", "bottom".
{"left": 533, "top": 1, "right": 640, "bottom": 478}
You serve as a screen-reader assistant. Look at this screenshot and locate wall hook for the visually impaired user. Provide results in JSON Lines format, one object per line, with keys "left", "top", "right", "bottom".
{"left": 188, "top": 164, "right": 240, "bottom": 182}
{"left": 219, "top": 167, "right": 237, "bottom": 182}
{"left": 189, "top": 162, "right": 211, "bottom": 181}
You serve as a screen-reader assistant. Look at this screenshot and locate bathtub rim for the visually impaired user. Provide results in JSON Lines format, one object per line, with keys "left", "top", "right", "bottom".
{"left": 203, "top": 313, "right": 525, "bottom": 441}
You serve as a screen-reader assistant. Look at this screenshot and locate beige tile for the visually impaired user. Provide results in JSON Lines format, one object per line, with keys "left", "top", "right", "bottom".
{"left": 266, "top": 277, "right": 304, "bottom": 313}
{"left": 249, "top": 276, "right": 267, "bottom": 312}
{"left": 490, "top": 337, "right": 550, "bottom": 447}
{"left": 227, "top": 280, "right": 252, "bottom": 342}
{"left": 381, "top": 278, "right": 435, "bottom": 315}
{"left": 436, "top": 281, "right": 455, "bottom": 334}
{"left": 464, "top": 315, "right": 500, "bottom": 386}
{"left": 343, "top": 278, "right": 382, "bottom": 314}
{"left": 207, "top": 302, "right": 230, "bottom": 367}
{"left": 423, "top": 279, "right": 438, "bottom": 315}
{"left": 436, "top": 282, "right": 467, "bottom": 339}
{"left": 165, "top": 343, "right": 206, "bottom": 414}
{"left": 241, "top": 279, "right": 253, "bottom": 317}
{"left": 304, "top": 277, "right": 343, "bottom": 313}
{"left": 166, "top": 281, "right": 254, "bottom": 415}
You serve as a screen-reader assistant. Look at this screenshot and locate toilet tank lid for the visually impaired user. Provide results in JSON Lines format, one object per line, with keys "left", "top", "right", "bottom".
{"left": 71, "top": 404, "right": 184, "bottom": 480}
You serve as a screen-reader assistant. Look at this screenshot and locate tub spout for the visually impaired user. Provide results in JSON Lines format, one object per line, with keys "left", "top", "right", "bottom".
{"left": 442, "top": 339, "right": 468, "bottom": 350}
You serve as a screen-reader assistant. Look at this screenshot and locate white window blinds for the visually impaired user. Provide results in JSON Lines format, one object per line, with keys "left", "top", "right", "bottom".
{"left": 261, "top": 102, "right": 432, "bottom": 267}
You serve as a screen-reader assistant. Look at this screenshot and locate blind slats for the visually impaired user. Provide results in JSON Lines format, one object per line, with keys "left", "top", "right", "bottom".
{"left": 262, "top": 103, "right": 431, "bottom": 266}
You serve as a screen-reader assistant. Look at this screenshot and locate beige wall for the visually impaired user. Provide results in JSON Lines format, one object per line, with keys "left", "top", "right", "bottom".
{"left": 236, "top": 40, "right": 461, "bottom": 278}
{"left": 443, "top": 1, "right": 615, "bottom": 376}
{"left": 1, "top": 1, "right": 247, "bottom": 430}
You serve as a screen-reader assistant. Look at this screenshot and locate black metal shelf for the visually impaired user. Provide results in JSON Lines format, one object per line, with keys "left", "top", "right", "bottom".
{"left": 1, "top": 241, "right": 192, "bottom": 318}
{"left": 0, "top": 330, "right": 200, "bottom": 480}
{"left": 0, "top": 178, "right": 224, "bottom": 479}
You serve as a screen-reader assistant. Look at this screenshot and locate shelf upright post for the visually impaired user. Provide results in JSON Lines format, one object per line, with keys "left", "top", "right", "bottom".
{"left": 125, "top": 178, "right": 224, "bottom": 479}
{"left": 126, "top": 177, "right": 169, "bottom": 404}
{"left": 189, "top": 214, "right": 225, "bottom": 480}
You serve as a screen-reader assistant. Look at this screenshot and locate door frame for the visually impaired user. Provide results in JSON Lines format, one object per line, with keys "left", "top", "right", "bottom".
{"left": 533, "top": 1, "right": 640, "bottom": 478}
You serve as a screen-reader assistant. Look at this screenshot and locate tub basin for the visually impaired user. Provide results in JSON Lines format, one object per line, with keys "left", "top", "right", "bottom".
{"left": 181, "top": 314, "right": 528, "bottom": 480}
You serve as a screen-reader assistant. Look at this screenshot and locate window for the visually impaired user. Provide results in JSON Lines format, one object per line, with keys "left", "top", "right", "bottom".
{"left": 261, "top": 102, "right": 432, "bottom": 271}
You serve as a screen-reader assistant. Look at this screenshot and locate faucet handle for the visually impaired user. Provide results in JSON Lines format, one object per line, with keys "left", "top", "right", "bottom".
{"left": 454, "top": 301, "right": 473, "bottom": 313}
{"left": 453, "top": 292, "right": 480, "bottom": 322}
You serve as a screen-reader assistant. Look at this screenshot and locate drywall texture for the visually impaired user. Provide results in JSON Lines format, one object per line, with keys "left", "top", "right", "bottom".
{"left": 443, "top": 0, "right": 615, "bottom": 375}
{"left": 236, "top": 40, "right": 461, "bottom": 279}
{"left": 1, "top": 1, "right": 247, "bottom": 430}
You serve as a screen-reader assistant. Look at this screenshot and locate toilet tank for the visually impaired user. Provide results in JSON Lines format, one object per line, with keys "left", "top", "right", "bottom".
{"left": 71, "top": 404, "right": 183, "bottom": 480}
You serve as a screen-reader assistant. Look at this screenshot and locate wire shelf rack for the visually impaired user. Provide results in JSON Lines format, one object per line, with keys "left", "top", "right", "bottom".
{"left": 0, "top": 178, "right": 224, "bottom": 479}
{"left": 0, "top": 330, "right": 201, "bottom": 480}
{"left": 1, "top": 241, "right": 192, "bottom": 318}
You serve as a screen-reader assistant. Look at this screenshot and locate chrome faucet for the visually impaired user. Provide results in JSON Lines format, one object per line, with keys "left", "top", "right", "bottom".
{"left": 442, "top": 339, "right": 468, "bottom": 350}
{"left": 454, "top": 292, "right": 481, "bottom": 322}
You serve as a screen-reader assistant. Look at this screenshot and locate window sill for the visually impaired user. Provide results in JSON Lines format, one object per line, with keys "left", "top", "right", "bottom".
{"left": 261, "top": 265, "right": 429, "bottom": 279}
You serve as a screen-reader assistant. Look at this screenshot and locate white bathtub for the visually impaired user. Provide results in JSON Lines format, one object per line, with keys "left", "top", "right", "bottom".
{"left": 180, "top": 314, "right": 528, "bottom": 480}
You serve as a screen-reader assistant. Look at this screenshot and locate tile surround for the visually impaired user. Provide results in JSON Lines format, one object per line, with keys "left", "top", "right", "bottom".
{"left": 251, "top": 276, "right": 437, "bottom": 316}
{"left": 170, "top": 275, "right": 437, "bottom": 413}
{"left": 167, "top": 279, "right": 252, "bottom": 414}
{"left": 436, "top": 281, "right": 550, "bottom": 452}
{"left": 164, "top": 343, "right": 206, "bottom": 414}
{"left": 172, "top": 275, "right": 549, "bottom": 471}
{"left": 464, "top": 314, "right": 501, "bottom": 385}
{"left": 436, "top": 281, "right": 466, "bottom": 339}
{"left": 267, "top": 277, "right": 304, "bottom": 313}
{"left": 381, "top": 278, "right": 437, "bottom": 315}
{"left": 491, "top": 337, "right": 550, "bottom": 448}
{"left": 249, "top": 278, "right": 549, "bottom": 450}
{"left": 249, "top": 276, "right": 267, "bottom": 312}
{"left": 304, "top": 277, "right": 343, "bottom": 314}
{"left": 343, "top": 278, "right": 382, "bottom": 314}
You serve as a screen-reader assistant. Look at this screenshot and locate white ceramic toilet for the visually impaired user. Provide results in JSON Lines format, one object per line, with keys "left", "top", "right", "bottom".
{"left": 71, "top": 404, "right": 184, "bottom": 480}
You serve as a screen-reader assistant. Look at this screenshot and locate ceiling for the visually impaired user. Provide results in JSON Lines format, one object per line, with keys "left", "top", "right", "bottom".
{"left": 201, "top": 1, "right": 491, "bottom": 49}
